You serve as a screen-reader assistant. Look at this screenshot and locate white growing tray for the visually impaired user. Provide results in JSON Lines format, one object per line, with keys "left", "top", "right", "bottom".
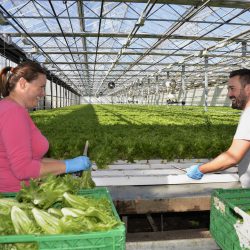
{"left": 91, "top": 159, "right": 239, "bottom": 186}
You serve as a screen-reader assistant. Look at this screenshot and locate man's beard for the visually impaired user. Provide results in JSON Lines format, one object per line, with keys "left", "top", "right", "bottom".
{"left": 231, "top": 92, "right": 247, "bottom": 110}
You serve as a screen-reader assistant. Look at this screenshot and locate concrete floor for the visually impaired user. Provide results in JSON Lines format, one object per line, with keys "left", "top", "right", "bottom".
{"left": 126, "top": 238, "right": 220, "bottom": 250}
{"left": 125, "top": 229, "right": 221, "bottom": 250}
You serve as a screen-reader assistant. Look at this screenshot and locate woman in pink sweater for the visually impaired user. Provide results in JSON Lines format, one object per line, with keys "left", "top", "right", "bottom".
{"left": 0, "top": 61, "right": 91, "bottom": 192}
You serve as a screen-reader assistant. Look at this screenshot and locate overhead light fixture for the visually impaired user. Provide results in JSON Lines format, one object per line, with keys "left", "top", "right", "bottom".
{"left": 136, "top": 13, "right": 146, "bottom": 26}
{"left": 2, "top": 33, "right": 12, "bottom": 44}
{"left": 21, "top": 36, "right": 32, "bottom": 45}
{"left": 0, "top": 11, "right": 8, "bottom": 25}
{"left": 108, "top": 81, "right": 115, "bottom": 89}
{"left": 32, "top": 46, "right": 42, "bottom": 55}
{"left": 202, "top": 50, "right": 208, "bottom": 56}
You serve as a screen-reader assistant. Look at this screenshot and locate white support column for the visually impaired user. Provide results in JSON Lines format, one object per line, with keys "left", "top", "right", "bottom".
{"left": 140, "top": 87, "right": 144, "bottom": 104}
{"left": 181, "top": 65, "right": 186, "bottom": 104}
{"left": 125, "top": 92, "right": 128, "bottom": 104}
{"left": 50, "top": 77, "right": 53, "bottom": 109}
{"left": 155, "top": 74, "right": 159, "bottom": 105}
{"left": 147, "top": 78, "right": 150, "bottom": 105}
{"left": 161, "top": 92, "right": 165, "bottom": 105}
{"left": 204, "top": 56, "right": 208, "bottom": 112}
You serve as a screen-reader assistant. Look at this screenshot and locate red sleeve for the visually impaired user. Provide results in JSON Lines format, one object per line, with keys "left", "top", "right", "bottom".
{"left": 1, "top": 107, "right": 40, "bottom": 180}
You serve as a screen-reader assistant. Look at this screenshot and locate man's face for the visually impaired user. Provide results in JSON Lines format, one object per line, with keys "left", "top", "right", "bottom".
{"left": 227, "top": 75, "right": 248, "bottom": 110}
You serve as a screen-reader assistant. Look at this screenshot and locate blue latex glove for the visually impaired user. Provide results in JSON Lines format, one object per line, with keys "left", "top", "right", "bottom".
{"left": 64, "top": 156, "right": 92, "bottom": 173}
{"left": 186, "top": 164, "right": 204, "bottom": 180}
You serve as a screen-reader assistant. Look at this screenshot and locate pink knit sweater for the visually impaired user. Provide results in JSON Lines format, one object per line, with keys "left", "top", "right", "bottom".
{"left": 0, "top": 99, "right": 49, "bottom": 192}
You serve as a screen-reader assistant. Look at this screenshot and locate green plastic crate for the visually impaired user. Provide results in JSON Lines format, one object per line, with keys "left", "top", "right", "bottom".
{"left": 0, "top": 187, "right": 125, "bottom": 250}
{"left": 210, "top": 188, "right": 250, "bottom": 250}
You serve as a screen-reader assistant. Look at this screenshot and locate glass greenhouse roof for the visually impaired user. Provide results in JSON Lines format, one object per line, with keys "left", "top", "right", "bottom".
{"left": 0, "top": 0, "right": 250, "bottom": 97}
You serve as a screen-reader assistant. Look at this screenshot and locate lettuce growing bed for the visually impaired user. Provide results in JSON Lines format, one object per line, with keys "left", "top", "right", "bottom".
{"left": 31, "top": 104, "right": 240, "bottom": 168}
{"left": 0, "top": 188, "right": 125, "bottom": 250}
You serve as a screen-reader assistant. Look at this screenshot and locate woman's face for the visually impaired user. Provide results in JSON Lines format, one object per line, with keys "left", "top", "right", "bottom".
{"left": 24, "top": 73, "right": 46, "bottom": 108}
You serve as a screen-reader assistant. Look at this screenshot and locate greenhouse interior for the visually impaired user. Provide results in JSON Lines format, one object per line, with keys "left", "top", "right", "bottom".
{"left": 0, "top": 0, "right": 250, "bottom": 249}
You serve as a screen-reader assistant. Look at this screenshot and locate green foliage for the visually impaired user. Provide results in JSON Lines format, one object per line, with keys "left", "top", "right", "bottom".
{"left": 32, "top": 208, "right": 62, "bottom": 234}
{"left": 0, "top": 181, "right": 120, "bottom": 248}
{"left": 61, "top": 193, "right": 120, "bottom": 232}
{"left": 11, "top": 206, "right": 39, "bottom": 235}
{"left": 0, "top": 198, "right": 30, "bottom": 216}
{"left": 31, "top": 104, "right": 240, "bottom": 167}
{"left": 16, "top": 174, "right": 95, "bottom": 209}
{"left": 82, "top": 170, "right": 96, "bottom": 189}
{"left": 0, "top": 214, "right": 15, "bottom": 236}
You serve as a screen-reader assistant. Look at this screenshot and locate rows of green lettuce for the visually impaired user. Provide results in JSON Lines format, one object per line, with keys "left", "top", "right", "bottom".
{"left": 31, "top": 104, "right": 240, "bottom": 168}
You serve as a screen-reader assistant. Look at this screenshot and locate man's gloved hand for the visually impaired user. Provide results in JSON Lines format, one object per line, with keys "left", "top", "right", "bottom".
{"left": 64, "top": 156, "right": 92, "bottom": 173}
{"left": 186, "top": 164, "right": 204, "bottom": 180}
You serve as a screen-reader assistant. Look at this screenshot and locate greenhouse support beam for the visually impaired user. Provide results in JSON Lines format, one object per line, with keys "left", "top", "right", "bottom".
{"left": 94, "top": 0, "right": 157, "bottom": 97}
{"left": 90, "top": 0, "right": 250, "bottom": 9}
{"left": 5, "top": 32, "right": 245, "bottom": 42}
{"left": 181, "top": 65, "right": 186, "bottom": 103}
{"left": 39, "top": 51, "right": 250, "bottom": 58}
{"left": 50, "top": 78, "right": 53, "bottom": 109}
{"left": 0, "top": 39, "right": 80, "bottom": 97}
{"left": 60, "top": 85, "right": 62, "bottom": 108}
{"left": 49, "top": 69, "right": 229, "bottom": 73}
{"left": 77, "top": 1, "right": 91, "bottom": 92}
{"left": 204, "top": 56, "right": 208, "bottom": 112}
{"left": 92, "top": 0, "right": 104, "bottom": 89}
{"left": 43, "top": 61, "right": 234, "bottom": 66}
{"left": 10, "top": 15, "right": 250, "bottom": 27}
{"left": 56, "top": 83, "right": 58, "bottom": 108}
{"left": 48, "top": 1, "right": 86, "bottom": 96}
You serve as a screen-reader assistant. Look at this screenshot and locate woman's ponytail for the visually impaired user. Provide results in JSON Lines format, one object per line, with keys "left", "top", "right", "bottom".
{"left": 0, "top": 66, "right": 13, "bottom": 97}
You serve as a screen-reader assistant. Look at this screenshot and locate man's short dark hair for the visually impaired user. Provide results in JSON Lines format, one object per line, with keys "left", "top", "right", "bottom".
{"left": 229, "top": 68, "right": 250, "bottom": 86}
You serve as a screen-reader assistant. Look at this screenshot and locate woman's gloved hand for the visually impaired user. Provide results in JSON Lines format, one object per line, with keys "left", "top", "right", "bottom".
{"left": 64, "top": 156, "right": 92, "bottom": 173}
{"left": 186, "top": 164, "right": 204, "bottom": 180}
